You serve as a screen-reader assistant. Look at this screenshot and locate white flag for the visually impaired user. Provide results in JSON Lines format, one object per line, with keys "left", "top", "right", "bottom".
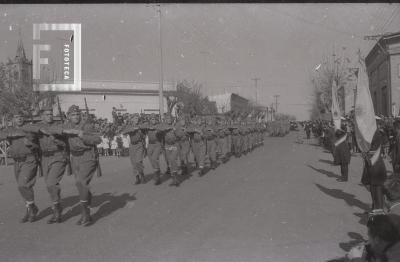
{"left": 354, "top": 62, "right": 376, "bottom": 153}
{"left": 331, "top": 79, "right": 341, "bottom": 130}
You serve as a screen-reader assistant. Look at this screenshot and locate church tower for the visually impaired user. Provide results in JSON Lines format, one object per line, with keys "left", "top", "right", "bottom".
{"left": 6, "top": 30, "right": 33, "bottom": 93}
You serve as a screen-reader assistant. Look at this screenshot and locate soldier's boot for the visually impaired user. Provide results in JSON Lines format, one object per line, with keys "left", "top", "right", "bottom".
{"left": 169, "top": 172, "right": 180, "bottom": 187}
{"left": 140, "top": 172, "right": 145, "bottom": 184}
{"left": 154, "top": 170, "right": 161, "bottom": 186}
{"left": 20, "top": 202, "right": 35, "bottom": 223}
{"left": 181, "top": 165, "right": 188, "bottom": 176}
{"left": 135, "top": 175, "right": 141, "bottom": 185}
{"left": 47, "top": 203, "right": 63, "bottom": 224}
{"left": 166, "top": 167, "right": 171, "bottom": 175}
{"left": 26, "top": 203, "right": 39, "bottom": 223}
{"left": 211, "top": 161, "right": 217, "bottom": 170}
{"left": 77, "top": 202, "right": 92, "bottom": 226}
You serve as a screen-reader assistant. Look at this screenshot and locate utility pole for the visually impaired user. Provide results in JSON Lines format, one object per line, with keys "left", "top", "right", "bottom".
{"left": 274, "top": 94, "right": 280, "bottom": 113}
{"left": 252, "top": 77, "right": 260, "bottom": 105}
{"left": 157, "top": 4, "right": 165, "bottom": 120}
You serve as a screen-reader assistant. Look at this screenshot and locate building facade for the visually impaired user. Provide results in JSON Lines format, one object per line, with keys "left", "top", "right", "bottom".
{"left": 365, "top": 32, "right": 400, "bottom": 117}
{"left": 55, "top": 80, "right": 175, "bottom": 120}
{"left": 208, "top": 93, "right": 249, "bottom": 114}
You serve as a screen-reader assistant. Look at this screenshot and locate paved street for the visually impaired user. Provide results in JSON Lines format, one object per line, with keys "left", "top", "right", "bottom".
{"left": 0, "top": 132, "right": 373, "bottom": 262}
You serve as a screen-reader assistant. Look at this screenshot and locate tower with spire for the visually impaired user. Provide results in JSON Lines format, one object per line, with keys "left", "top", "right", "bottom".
{"left": 6, "top": 29, "right": 32, "bottom": 93}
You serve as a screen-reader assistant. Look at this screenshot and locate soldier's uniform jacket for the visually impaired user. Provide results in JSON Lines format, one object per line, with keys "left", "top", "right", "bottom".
{"left": 36, "top": 122, "right": 68, "bottom": 154}
{"left": 186, "top": 124, "right": 203, "bottom": 143}
{"left": 361, "top": 130, "right": 387, "bottom": 186}
{"left": 146, "top": 124, "right": 163, "bottom": 144}
{"left": 175, "top": 123, "right": 189, "bottom": 142}
{"left": 239, "top": 125, "right": 247, "bottom": 136}
{"left": 63, "top": 121, "right": 101, "bottom": 152}
{"left": 160, "top": 123, "right": 178, "bottom": 145}
{"left": 0, "top": 125, "right": 39, "bottom": 159}
{"left": 122, "top": 125, "right": 145, "bottom": 145}
{"left": 216, "top": 125, "right": 226, "bottom": 138}
{"left": 203, "top": 125, "right": 216, "bottom": 140}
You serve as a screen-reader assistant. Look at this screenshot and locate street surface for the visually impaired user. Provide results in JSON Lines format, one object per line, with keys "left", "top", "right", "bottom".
{"left": 0, "top": 131, "right": 373, "bottom": 262}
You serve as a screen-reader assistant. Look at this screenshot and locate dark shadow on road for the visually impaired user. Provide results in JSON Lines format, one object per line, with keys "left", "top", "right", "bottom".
{"left": 315, "top": 183, "right": 370, "bottom": 211}
{"left": 354, "top": 212, "right": 369, "bottom": 226}
{"left": 307, "top": 165, "right": 341, "bottom": 179}
{"left": 318, "top": 159, "right": 334, "bottom": 165}
{"left": 90, "top": 192, "right": 137, "bottom": 225}
{"left": 339, "top": 232, "right": 367, "bottom": 252}
{"left": 37, "top": 195, "right": 80, "bottom": 221}
{"left": 55, "top": 192, "right": 137, "bottom": 224}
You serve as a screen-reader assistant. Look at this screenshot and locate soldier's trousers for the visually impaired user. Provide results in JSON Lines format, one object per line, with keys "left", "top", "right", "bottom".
{"left": 206, "top": 139, "right": 217, "bottom": 164}
{"left": 129, "top": 142, "right": 145, "bottom": 176}
{"left": 147, "top": 143, "right": 161, "bottom": 171}
{"left": 226, "top": 135, "right": 232, "bottom": 155}
{"left": 14, "top": 155, "right": 38, "bottom": 202}
{"left": 41, "top": 152, "right": 67, "bottom": 203}
{"left": 179, "top": 140, "right": 190, "bottom": 167}
{"left": 164, "top": 144, "right": 180, "bottom": 173}
{"left": 231, "top": 135, "right": 242, "bottom": 155}
{"left": 71, "top": 150, "right": 97, "bottom": 203}
{"left": 191, "top": 141, "right": 205, "bottom": 168}
{"left": 216, "top": 137, "right": 227, "bottom": 159}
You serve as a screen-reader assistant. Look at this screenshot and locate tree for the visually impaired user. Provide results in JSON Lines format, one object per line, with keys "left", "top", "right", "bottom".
{"left": 0, "top": 64, "right": 54, "bottom": 119}
{"left": 309, "top": 53, "right": 355, "bottom": 120}
{"left": 166, "top": 80, "right": 217, "bottom": 117}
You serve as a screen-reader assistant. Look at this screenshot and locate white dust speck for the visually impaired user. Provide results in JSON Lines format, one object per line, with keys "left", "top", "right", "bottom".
{"left": 180, "top": 54, "right": 185, "bottom": 58}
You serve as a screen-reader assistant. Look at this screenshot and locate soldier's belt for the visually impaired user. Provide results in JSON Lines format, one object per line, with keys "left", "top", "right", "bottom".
{"left": 41, "top": 150, "right": 64, "bottom": 157}
{"left": 12, "top": 153, "right": 35, "bottom": 162}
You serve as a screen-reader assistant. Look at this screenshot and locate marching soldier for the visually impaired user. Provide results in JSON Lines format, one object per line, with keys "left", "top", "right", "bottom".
{"left": 175, "top": 117, "right": 190, "bottom": 176}
{"left": 231, "top": 121, "right": 242, "bottom": 157}
{"left": 36, "top": 106, "right": 69, "bottom": 224}
{"left": 63, "top": 105, "right": 102, "bottom": 226}
{"left": 145, "top": 114, "right": 163, "bottom": 185}
{"left": 160, "top": 114, "right": 181, "bottom": 186}
{"left": 216, "top": 119, "right": 228, "bottom": 163}
{"left": 204, "top": 116, "right": 218, "bottom": 170}
{"left": 188, "top": 117, "right": 206, "bottom": 175}
{"left": 0, "top": 109, "right": 40, "bottom": 223}
{"left": 122, "top": 113, "right": 146, "bottom": 185}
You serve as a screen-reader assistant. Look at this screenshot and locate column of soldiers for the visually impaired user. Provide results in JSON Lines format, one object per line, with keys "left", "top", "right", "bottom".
{"left": 1, "top": 109, "right": 268, "bottom": 224}
{"left": 121, "top": 113, "right": 268, "bottom": 187}
{"left": 0, "top": 105, "right": 101, "bottom": 226}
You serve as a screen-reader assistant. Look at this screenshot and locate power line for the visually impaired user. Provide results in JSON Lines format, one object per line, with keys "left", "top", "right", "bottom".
{"left": 381, "top": 5, "right": 400, "bottom": 32}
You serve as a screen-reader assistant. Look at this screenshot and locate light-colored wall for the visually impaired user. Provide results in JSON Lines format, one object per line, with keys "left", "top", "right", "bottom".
{"left": 57, "top": 93, "right": 168, "bottom": 120}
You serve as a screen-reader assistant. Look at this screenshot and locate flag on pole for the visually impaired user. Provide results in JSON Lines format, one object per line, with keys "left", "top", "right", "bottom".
{"left": 331, "top": 79, "right": 341, "bottom": 130}
{"left": 354, "top": 61, "right": 376, "bottom": 153}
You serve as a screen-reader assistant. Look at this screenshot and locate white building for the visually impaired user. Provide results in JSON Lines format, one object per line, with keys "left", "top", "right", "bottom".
{"left": 55, "top": 80, "right": 175, "bottom": 120}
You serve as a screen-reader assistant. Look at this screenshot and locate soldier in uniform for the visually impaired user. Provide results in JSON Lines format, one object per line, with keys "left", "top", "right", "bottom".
{"left": 36, "top": 106, "right": 69, "bottom": 224}
{"left": 122, "top": 113, "right": 146, "bottom": 185}
{"left": 216, "top": 118, "right": 228, "bottom": 163}
{"left": 160, "top": 114, "right": 180, "bottom": 186}
{"left": 231, "top": 121, "right": 242, "bottom": 158}
{"left": 203, "top": 116, "right": 218, "bottom": 170}
{"left": 0, "top": 110, "right": 40, "bottom": 223}
{"left": 175, "top": 117, "right": 190, "bottom": 176}
{"left": 145, "top": 114, "right": 163, "bottom": 185}
{"left": 63, "top": 105, "right": 102, "bottom": 226}
{"left": 188, "top": 117, "right": 206, "bottom": 175}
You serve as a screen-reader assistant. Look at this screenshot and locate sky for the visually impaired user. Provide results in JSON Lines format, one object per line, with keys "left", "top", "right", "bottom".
{"left": 0, "top": 3, "right": 400, "bottom": 120}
